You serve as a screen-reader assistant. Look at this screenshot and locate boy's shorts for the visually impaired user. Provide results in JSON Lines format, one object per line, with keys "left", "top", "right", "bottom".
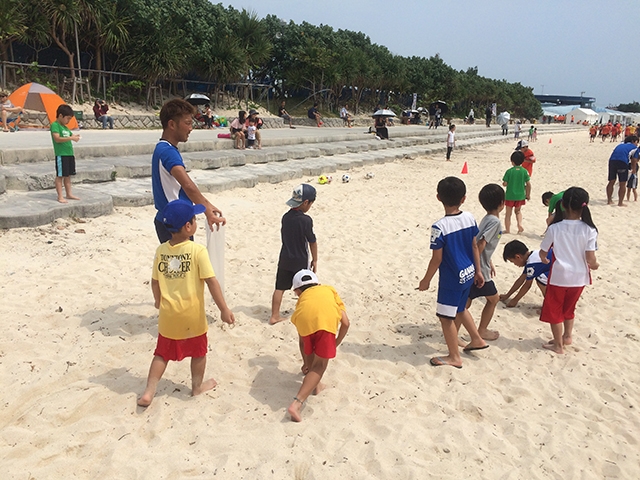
{"left": 608, "top": 160, "right": 629, "bottom": 182}
{"left": 154, "top": 332, "right": 208, "bottom": 361}
{"left": 540, "top": 284, "right": 584, "bottom": 325}
{"left": 505, "top": 199, "right": 526, "bottom": 208}
{"left": 301, "top": 330, "right": 336, "bottom": 359}
{"left": 436, "top": 284, "right": 472, "bottom": 319}
{"left": 627, "top": 173, "right": 638, "bottom": 189}
{"left": 275, "top": 267, "right": 299, "bottom": 290}
{"left": 55, "top": 155, "right": 76, "bottom": 177}
{"left": 468, "top": 280, "right": 498, "bottom": 300}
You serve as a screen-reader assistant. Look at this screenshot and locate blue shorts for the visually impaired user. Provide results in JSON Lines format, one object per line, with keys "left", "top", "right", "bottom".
{"left": 436, "top": 283, "right": 472, "bottom": 319}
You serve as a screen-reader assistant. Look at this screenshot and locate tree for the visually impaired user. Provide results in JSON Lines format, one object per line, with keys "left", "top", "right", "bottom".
{"left": 0, "top": 0, "right": 27, "bottom": 62}
{"left": 616, "top": 101, "right": 640, "bottom": 113}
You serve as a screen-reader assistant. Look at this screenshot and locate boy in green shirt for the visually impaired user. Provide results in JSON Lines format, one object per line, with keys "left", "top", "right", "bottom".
{"left": 50, "top": 104, "right": 81, "bottom": 203}
{"left": 502, "top": 151, "right": 531, "bottom": 234}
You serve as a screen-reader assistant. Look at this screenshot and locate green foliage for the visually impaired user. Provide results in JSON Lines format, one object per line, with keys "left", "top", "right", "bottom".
{"left": 616, "top": 101, "right": 640, "bottom": 113}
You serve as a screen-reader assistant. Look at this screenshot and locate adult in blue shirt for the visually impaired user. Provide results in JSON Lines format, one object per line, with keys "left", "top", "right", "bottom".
{"left": 607, "top": 135, "right": 639, "bottom": 207}
{"left": 152, "top": 99, "right": 225, "bottom": 243}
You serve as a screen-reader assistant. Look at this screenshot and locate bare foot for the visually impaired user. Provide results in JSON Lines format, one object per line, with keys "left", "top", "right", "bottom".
{"left": 618, "top": 203, "right": 627, "bottom": 207}
{"left": 57, "top": 197, "right": 68, "bottom": 204}
{"left": 288, "top": 398, "right": 304, "bottom": 422}
{"left": 517, "top": 227, "right": 524, "bottom": 234}
{"left": 268, "top": 315, "right": 287, "bottom": 325}
{"left": 66, "top": 195, "right": 80, "bottom": 201}
{"left": 542, "top": 343, "right": 564, "bottom": 354}
{"left": 547, "top": 337, "right": 572, "bottom": 346}
{"left": 479, "top": 329, "right": 500, "bottom": 341}
{"left": 313, "top": 382, "right": 325, "bottom": 395}
{"left": 192, "top": 378, "right": 217, "bottom": 396}
{"left": 503, "top": 229, "right": 510, "bottom": 234}
{"left": 137, "top": 389, "right": 156, "bottom": 407}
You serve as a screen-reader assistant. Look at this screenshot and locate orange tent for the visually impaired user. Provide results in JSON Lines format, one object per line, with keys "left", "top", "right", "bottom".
{"left": 8, "top": 82, "right": 78, "bottom": 129}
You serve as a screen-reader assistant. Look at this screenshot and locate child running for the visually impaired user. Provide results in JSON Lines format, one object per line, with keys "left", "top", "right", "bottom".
{"left": 139, "top": 200, "right": 235, "bottom": 407}
{"left": 288, "top": 269, "right": 350, "bottom": 422}
{"left": 418, "top": 176, "right": 488, "bottom": 369}
{"left": 502, "top": 150, "right": 531, "bottom": 234}
{"left": 539, "top": 187, "right": 599, "bottom": 354}
{"left": 500, "top": 240, "right": 552, "bottom": 307}
{"left": 466, "top": 184, "right": 505, "bottom": 340}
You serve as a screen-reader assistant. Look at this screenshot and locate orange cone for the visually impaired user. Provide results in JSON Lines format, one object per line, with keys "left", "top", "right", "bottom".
{"left": 461, "top": 161, "right": 468, "bottom": 174}
{"left": 548, "top": 138, "right": 552, "bottom": 144}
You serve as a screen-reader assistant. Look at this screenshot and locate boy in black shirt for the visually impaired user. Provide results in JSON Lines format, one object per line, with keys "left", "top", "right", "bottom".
{"left": 269, "top": 184, "right": 318, "bottom": 324}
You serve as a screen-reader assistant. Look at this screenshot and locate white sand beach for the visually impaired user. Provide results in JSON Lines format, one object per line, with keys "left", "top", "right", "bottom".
{"left": 1, "top": 130, "right": 639, "bottom": 479}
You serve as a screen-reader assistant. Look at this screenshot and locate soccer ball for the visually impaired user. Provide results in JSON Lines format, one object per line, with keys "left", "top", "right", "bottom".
{"left": 318, "top": 175, "right": 329, "bottom": 185}
{"left": 365, "top": 172, "right": 375, "bottom": 179}
{"left": 342, "top": 174, "right": 351, "bottom": 183}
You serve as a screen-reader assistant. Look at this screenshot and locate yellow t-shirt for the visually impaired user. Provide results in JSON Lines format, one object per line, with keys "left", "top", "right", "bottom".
{"left": 290, "top": 285, "right": 346, "bottom": 337}
{"left": 152, "top": 240, "right": 215, "bottom": 340}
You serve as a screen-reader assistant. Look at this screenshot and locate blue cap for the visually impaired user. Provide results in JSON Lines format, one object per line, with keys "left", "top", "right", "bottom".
{"left": 286, "top": 183, "right": 317, "bottom": 208}
{"left": 162, "top": 199, "right": 206, "bottom": 233}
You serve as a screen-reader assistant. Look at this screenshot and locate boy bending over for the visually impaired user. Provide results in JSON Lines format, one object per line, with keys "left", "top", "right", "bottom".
{"left": 500, "top": 240, "right": 551, "bottom": 307}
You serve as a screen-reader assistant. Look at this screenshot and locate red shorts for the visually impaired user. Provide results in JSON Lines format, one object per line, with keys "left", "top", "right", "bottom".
{"left": 154, "top": 333, "right": 208, "bottom": 361}
{"left": 505, "top": 199, "right": 526, "bottom": 208}
{"left": 540, "top": 285, "right": 584, "bottom": 324}
{"left": 301, "top": 330, "right": 336, "bottom": 359}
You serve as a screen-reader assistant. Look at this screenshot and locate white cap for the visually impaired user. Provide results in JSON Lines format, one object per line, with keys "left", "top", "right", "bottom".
{"left": 292, "top": 269, "right": 319, "bottom": 290}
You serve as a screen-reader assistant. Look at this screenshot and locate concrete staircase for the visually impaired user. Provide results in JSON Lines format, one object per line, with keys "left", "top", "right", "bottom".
{"left": 0, "top": 124, "right": 580, "bottom": 229}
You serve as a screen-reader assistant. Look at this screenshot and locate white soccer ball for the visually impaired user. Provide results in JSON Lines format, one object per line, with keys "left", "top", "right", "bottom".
{"left": 365, "top": 172, "right": 375, "bottom": 179}
{"left": 342, "top": 174, "right": 351, "bottom": 183}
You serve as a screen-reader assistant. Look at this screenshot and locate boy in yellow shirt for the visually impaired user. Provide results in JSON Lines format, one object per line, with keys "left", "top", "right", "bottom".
{"left": 288, "top": 270, "right": 350, "bottom": 422}
{"left": 139, "top": 199, "right": 235, "bottom": 407}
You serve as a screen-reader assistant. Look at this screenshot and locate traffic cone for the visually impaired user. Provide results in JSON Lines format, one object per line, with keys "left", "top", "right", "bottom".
{"left": 548, "top": 138, "right": 552, "bottom": 144}
{"left": 461, "top": 161, "right": 468, "bottom": 174}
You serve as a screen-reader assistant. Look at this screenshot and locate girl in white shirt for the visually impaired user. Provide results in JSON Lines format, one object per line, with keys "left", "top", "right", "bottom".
{"left": 538, "top": 187, "right": 599, "bottom": 354}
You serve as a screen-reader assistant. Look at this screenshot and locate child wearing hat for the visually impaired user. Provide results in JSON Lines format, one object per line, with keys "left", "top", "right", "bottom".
{"left": 288, "top": 269, "right": 350, "bottom": 422}
{"left": 269, "top": 184, "right": 318, "bottom": 325}
{"left": 138, "top": 199, "right": 235, "bottom": 407}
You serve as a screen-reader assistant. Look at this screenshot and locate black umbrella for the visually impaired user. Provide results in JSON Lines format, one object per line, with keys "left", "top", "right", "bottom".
{"left": 185, "top": 93, "right": 210, "bottom": 106}
{"left": 429, "top": 101, "right": 448, "bottom": 115}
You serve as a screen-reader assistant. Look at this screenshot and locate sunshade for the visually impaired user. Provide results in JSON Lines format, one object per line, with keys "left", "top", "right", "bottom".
{"left": 497, "top": 112, "right": 511, "bottom": 125}
{"left": 185, "top": 93, "right": 210, "bottom": 106}
{"left": 9, "top": 83, "right": 78, "bottom": 129}
{"left": 372, "top": 109, "right": 396, "bottom": 117}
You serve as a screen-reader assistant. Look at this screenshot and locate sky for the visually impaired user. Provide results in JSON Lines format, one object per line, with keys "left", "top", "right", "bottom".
{"left": 215, "top": 0, "right": 639, "bottom": 108}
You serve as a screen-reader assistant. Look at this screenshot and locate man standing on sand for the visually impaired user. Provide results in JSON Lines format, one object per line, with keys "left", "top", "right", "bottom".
{"left": 152, "top": 98, "right": 226, "bottom": 243}
{"left": 606, "top": 135, "right": 639, "bottom": 207}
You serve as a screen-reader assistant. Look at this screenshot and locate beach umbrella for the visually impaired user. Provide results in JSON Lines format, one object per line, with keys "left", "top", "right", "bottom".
{"left": 8, "top": 82, "right": 78, "bottom": 129}
{"left": 372, "top": 109, "right": 396, "bottom": 117}
{"left": 497, "top": 112, "right": 511, "bottom": 125}
{"left": 185, "top": 93, "right": 210, "bottom": 106}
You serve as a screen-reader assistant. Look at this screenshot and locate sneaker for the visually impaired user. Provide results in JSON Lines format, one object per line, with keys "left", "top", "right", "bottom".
{"left": 290, "top": 126, "right": 296, "bottom": 129}
{"left": 375, "top": 135, "right": 381, "bottom": 140}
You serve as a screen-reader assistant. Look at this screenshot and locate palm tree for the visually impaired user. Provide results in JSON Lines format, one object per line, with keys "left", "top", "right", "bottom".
{"left": 40, "top": 0, "right": 85, "bottom": 80}
{"left": 0, "top": 0, "right": 27, "bottom": 62}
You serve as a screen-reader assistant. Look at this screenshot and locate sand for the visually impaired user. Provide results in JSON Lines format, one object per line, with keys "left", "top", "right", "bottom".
{"left": 1, "top": 130, "right": 639, "bottom": 479}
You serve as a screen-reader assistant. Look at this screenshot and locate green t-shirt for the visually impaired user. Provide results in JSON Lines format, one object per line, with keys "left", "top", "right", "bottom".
{"left": 502, "top": 166, "right": 530, "bottom": 201}
{"left": 50, "top": 121, "right": 74, "bottom": 157}
{"left": 547, "top": 191, "right": 564, "bottom": 214}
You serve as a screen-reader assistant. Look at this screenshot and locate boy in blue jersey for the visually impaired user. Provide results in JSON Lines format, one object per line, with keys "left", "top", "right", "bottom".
{"left": 418, "top": 176, "right": 488, "bottom": 369}
{"left": 606, "top": 134, "right": 638, "bottom": 207}
{"left": 152, "top": 99, "right": 226, "bottom": 243}
{"left": 500, "top": 240, "right": 552, "bottom": 307}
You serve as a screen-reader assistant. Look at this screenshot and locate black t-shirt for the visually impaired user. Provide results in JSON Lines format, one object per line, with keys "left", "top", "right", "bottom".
{"left": 278, "top": 106, "right": 286, "bottom": 116}
{"left": 278, "top": 209, "right": 316, "bottom": 271}
{"left": 308, "top": 107, "right": 318, "bottom": 119}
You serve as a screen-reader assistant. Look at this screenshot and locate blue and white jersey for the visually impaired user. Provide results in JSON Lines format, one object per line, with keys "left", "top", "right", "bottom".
{"left": 524, "top": 248, "right": 553, "bottom": 285}
{"left": 609, "top": 143, "right": 640, "bottom": 166}
{"left": 430, "top": 211, "right": 479, "bottom": 290}
{"left": 152, "top": 140, "right": 191, "bottom": 220}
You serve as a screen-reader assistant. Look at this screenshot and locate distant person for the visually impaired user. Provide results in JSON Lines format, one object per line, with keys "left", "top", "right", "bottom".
{"left": 1, "top": 91, "right": 23, "bottom": 132}
{"left": 270, "top": 184, "right": 318, "bottom": 325}
{"left": 307, "top": 103, "right": 323, "bottom": 127}
{"left": 589, "top": 124, "right": 598, "bottom": 142}
{"left": 246, "top": 109, "right": 263, "bottom": 148}
{"left": 373, "top": 115, "right": 389, "bottom": 140}
{"left": 246, "top": 117, "right": 257, "bottom": 149}
{"left": 203, "top": 103, "right": 213, "bottom": 129}
{"left": 468, "top": 108, "right": 474, "bottom": 124}
{"left": 500, "top": 240, "right": 551, "bottom": 307}
{"left": 152, "top": 98, "right": 226, "bottom": 243}
{"left": 539, "top": 188, "right": 599, "bottom": 354}
{"left": 485, "top": 105, "right": 492, "bottom": 127}
{"left": 93, "top": 99, "right": 114, "bottom": 129}
{"left": 516, "top": 140, "right": 536, "bottom": 176}
{"left": 606, "top": 135, "right": 639, "bottom": 206}
{"left": 542, "top": 190, "right": 565, "bottom": 225}
{"left": 435, "top": 106, "right": 442, "bottom": 128}
{"left": 138, "top": 199, "right": 235, "bottom": 407}
{"left": 514, "top": 120, "right": 521, "bottom": 139}
{"left": 287, "top": 269, "right": 350, "bottom": 422}
{"left": 50, "top": 104, "right": 81, "bottom": 203}
{"left": 502, "top": 150, "right": 531, "bottom": 234}
{"left": 278, "top": 101, "right": 295, "bottom": 129}
{"left": 527, "top": 125, "right": 534, "bottom": 141}
{"left": 229, "top": 110, "right": 247, "bottom": 149}
{"left": 446, "top": 124, "right": 456, "bottom": 160}
{"left": 627, "top": 155, "right": 638, "bottom": 202}
{"left": 340, "top": 104, "right": 353, "bottom": 127}
{"left": 417, "top": 176, "right": 488, "bottom": 369}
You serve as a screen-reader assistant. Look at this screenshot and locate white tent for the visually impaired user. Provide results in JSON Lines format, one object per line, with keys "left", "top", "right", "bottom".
{"left": 566, "top": 107, "right": 598, "bottom": 124}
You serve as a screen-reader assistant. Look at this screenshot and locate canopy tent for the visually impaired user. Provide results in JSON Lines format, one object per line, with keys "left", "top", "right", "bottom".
{"left": 565, "top": 107, "right": 598, "bottom": 124}
{"left": 8, "top": 83, "right": 78, "bottom": 129}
